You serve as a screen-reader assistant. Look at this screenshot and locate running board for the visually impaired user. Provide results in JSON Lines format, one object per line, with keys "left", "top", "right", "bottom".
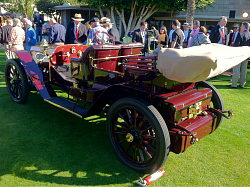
{"left": 45, "top": 97, "right": 89, "bottom": 118}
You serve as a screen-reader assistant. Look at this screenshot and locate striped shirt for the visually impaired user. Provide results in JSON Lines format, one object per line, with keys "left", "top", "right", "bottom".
{"left": 8, "top": 26, "right": 25, "bottom": 46}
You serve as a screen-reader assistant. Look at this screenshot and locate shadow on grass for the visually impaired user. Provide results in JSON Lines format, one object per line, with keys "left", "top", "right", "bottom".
{"left": 0, "top": 86, "right": 141, "bottom": 186}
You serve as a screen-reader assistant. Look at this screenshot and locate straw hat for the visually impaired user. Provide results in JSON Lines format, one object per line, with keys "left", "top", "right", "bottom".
{"left": 100, "top": 17, "right": 114, "bottom": 25}
{"left": 72, "top": 13, "right": 85, "bottom": 21}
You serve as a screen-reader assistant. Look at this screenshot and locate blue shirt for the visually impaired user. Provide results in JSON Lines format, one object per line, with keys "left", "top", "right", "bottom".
{"left": 83, "top": 24, "right": 108, "bottom": 45}
{"left": 49, "top": 23, "right": 66, "bottom": 44}
{"left": 26, "top": 26, "right": 36, "bottom": 46}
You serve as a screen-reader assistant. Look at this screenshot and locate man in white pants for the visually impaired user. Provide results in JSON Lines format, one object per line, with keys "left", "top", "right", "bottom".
{"left": 228, "top": 22, "right": 250, "bottom": 88}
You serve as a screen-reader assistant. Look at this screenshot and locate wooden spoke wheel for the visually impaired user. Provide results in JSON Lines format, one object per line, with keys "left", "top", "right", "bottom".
{"left": 196, "top": 81, "right": 224, "bottom": 130}
{"left": 5, "top": 59, "right": 29, "bottom": 104}
{"left": 106, "top": 97, "right": 170, "bottom": 174}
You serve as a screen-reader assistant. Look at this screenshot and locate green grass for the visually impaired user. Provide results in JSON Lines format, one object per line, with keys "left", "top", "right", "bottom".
{"left": 0, "top": 49, "right": 250, "bottom": 186}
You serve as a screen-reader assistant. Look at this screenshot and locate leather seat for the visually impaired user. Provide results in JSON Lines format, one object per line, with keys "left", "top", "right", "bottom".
{"left": 70, "top": 44, "right": 121, "bottom": 63}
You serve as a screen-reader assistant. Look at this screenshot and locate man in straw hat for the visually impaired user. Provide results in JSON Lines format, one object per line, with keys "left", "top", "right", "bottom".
{"left": 100, "top": 17, "right": 120, "bottom": 43}
{"left": 182, "top": 22, "right": 191, "bottom": 48}
{"left": 65, "top": 13, "right": 87, "bottom": 44}
{"left": 82, "top": 17, "right": 108, "bottom": 45}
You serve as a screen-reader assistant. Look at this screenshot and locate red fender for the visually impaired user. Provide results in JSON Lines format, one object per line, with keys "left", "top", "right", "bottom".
{"left": 13, "top": 51, "right": 56, "bottom": 99}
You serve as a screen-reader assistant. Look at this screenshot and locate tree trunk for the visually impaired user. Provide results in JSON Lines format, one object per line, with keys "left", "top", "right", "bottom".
{"left": 99, "top": 5, "right": 104, "bottom": 18}
{"left": 134, "top": 5, "right": 147, "bottom": 29}
{"left": 186, "top": 0, "right": 195, "bottom": 30}
{"left": 116, "top": 1, "right": 137, "bottom": 37}
{"left": 115, "top": 7, "right": 127, "bottom": 34}
{"left": 143, "top": 5, "right": 158, "bottom": 21}
{"left": 110, "top": 6, "right": 116, "bottom": 28}
{"left": 98, "top": 2, "right": 159, "bottom": 37}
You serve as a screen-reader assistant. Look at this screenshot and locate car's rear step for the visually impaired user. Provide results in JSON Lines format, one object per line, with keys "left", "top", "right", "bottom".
{"left": 45, "top": 97, "right": 89, "bottom": 118}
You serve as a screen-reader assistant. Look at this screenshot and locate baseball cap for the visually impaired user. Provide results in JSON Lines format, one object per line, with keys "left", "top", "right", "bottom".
{"left": 89, "top": 17, "right": 100, "bottom": 23}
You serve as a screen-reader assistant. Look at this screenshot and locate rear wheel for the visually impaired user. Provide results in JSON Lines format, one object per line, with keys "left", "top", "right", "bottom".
{"left": 196, "top": 81, "right": 224, "bottom": 129}
{"left": 106, "top": 97, "right": 170, "bottom": 174}
{"left": 5, "top": 59, "right": 29, "bottom": 104}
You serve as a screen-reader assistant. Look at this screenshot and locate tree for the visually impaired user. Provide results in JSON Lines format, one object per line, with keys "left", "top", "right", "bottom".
{"left": 186, "top": 0, "right": 195, "bottom": 30}
{"left": 186, "top": 0, "right": 215, "bottom": 29}
{"left": 2, "top": 0, "right": 35, "bottom": 18}
{"left": 35, "top": 0, "right": 79, "bottom": 20}
{"left": 35, "top": 0, "right": 61, "bottom": 17}
{"left": 85, "top": 0, "right": 215, "bottom": 37}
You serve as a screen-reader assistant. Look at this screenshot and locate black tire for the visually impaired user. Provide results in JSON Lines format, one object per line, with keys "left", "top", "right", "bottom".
{"left": 5, "top": 59, "right": 29, "bottom": 104}
{"left": 196, "top": 81, "right": 224, "bottom": 129}
{"left": 106, "top": 97, "right": 170, "bottom": 174}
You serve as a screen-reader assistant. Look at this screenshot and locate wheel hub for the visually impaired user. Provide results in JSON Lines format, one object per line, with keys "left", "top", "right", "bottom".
{"left": 126, "top": 133, "right": 133, "bottom": 142}
{"left": 10, "top": 79, "right": 18, "bottom": 84}
{"left": 126, "top": 127, "right": 142, "bottom": 144}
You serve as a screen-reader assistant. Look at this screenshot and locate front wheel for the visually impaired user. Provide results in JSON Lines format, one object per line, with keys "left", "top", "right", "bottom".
{"left": 106, "top": 97, "right": 170, "bottom": 174}
{"left": 5, "top": 59, "right": 29, "bottom": 104}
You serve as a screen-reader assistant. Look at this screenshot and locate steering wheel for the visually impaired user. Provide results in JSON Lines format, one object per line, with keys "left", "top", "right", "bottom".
{"left": 95, "top": 31, "right": 115, "bottom": 45}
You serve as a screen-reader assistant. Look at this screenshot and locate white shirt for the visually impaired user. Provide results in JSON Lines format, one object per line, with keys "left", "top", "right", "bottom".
{"left": 169, "top": 29, "right": 174, "bottom": 43}
{"left": 140, "top": 28, "right": 145, "bottom": 44}
{"left": 232, "top": 31, "right": 239, "bottom": 43}
{"left": 184, "top": 29, "right": 189, "bottom": 42}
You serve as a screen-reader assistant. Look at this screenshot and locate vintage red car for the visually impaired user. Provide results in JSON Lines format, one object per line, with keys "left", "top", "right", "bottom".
{"left": 4, "top": 36, "right": 233, "bottom": 174}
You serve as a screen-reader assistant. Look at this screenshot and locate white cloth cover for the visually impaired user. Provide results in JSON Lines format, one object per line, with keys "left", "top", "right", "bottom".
{"left": 156, "top": 43, "right": 250, "bottom": 83}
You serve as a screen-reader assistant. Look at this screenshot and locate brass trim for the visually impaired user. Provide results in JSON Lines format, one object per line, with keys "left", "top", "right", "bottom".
{"left": 92, "top": 54, "right": 141, "bottom": 61}
{"left": 44, "top": 98, "right": 83, "bottom": 118}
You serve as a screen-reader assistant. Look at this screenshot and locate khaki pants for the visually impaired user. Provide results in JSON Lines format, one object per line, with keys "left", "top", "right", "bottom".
{"left": 232, "top": 59, "right": 248, "bottom": 88}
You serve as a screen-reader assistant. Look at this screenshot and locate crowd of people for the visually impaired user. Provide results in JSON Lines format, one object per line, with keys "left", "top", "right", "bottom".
{"left": 131, "top": 16, "right": 249, "bottom": 88}
{"left": 0, "top": 13, "right": 121, "bottom": 57}
{"left": 0, "top": 13, "right": 248, "bottom": 88}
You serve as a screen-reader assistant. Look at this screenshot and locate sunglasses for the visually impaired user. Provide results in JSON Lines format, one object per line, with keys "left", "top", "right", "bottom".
{"left": 233, "top": 27, "right": 238, "bottom": 28}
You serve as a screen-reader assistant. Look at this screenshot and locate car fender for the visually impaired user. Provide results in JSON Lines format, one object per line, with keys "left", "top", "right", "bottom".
{"left": 86, "top": 84, "right": 153, "bottom": 116}
{"left": 13, "top": 51, "right": 55, "bottom": 99}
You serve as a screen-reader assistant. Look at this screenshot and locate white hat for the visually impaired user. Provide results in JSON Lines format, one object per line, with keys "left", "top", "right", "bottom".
{"left": 182, "top": 22, "right": 189, "bottom": 26}
{"left": 72, "top": 13, "right": 85, "bottom": 21}
{"left": 100, "top": 17, "right": 114, "bottom": 25}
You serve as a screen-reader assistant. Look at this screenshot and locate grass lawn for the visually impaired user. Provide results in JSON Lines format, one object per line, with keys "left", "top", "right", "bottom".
{"left": 0, "top": 49, "right": 250, "bottom": 186}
